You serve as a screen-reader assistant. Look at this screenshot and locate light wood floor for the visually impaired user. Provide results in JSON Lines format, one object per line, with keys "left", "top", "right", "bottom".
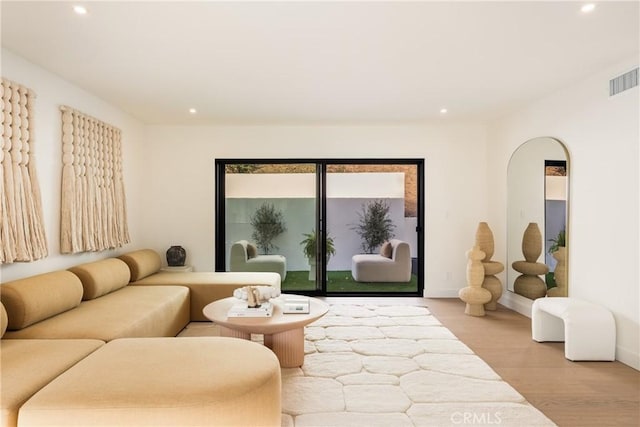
{"left": 324, "top": 297, "right": 640, "bottom": 427}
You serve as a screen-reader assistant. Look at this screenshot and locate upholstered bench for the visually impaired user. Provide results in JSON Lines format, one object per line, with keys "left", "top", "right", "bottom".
{"left": 532, "top": 297, "right": 616, "bottom": 361}
{"left": 18, "top": 337, "right": 282, "bottom": 426}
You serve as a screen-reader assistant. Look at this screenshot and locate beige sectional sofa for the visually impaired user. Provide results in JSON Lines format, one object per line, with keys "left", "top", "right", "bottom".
{"left": 0, "top": 249, "right": 282, "bottom": 427}
{"left": 2, "top": 266, "right": 189, "bottom": 341}
{"left": 121, "top": 249, "right": 281, "bottom": 321}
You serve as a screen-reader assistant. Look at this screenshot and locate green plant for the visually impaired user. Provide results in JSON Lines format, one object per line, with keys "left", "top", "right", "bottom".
{"left": 548, "top": 229, "right": 566, "bottom": 254}
{"left": 352, "top": 199, "right": 396, "bottom": 254}
{"left": 300, "top": 229, "right": 336, "bottom": 262}
{"left": 250, "top": 203, "right": 286, "bottom": 254}
{"left": 545, "top": 272, "right": 557, "bottom": 290}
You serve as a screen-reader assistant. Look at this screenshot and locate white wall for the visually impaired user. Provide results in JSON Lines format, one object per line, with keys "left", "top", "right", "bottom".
{"left": 225, "top": 173, "right": 408, "bottom": 271}
{"left": 0, "top": 49, "right": 146, "bottom": 282}
{"left": 486, "top": 57, "right": 640, "bottom": 370}
{"left": 141, "top": 123, "right": 489, "bottom": 297}
{"left": 226, "top": 172, "right": 406, "bottom": 198}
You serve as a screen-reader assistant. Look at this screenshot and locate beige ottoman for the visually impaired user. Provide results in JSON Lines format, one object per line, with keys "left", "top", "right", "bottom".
{"left": 18, "top": 337, "right": 281, "bottom": 426}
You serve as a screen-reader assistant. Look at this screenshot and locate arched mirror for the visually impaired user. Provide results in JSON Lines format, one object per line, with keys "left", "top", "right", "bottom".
{"left": 507, "top": 137, "right": 569, "bottom": 299}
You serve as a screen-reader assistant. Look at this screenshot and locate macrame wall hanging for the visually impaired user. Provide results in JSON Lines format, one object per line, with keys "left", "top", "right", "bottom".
{"left": 60, "top": 106, "right": 130, "bottom": 253}
{"left": 0, "top": 78, "right": 48, "bottom": 264}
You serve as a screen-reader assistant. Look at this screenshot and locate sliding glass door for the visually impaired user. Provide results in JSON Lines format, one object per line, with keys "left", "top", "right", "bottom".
{"left": 216, "top": 162, "right": 320, "bottom": 293}
{"left": 325, "top": 162, "right": 421, "bottom": 294}
{"left": 215, "top": 159, "right": 424, "bottom": 296}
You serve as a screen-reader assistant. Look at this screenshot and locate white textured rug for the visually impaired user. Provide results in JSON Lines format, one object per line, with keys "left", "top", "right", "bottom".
{"left": 179, "top": 304, "right": 556, "bottom": 426}
{"left": 281, "top": 303, "right": 555, "bottom": 427}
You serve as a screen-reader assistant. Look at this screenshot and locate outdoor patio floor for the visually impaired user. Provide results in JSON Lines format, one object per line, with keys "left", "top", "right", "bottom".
{"left": 281, "top": 270, "right": 418, "bottom": 293}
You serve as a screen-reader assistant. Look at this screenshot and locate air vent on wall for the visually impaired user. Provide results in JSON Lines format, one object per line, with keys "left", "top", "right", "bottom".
{"left": 609, "top": 67, "right": 639, "bottom": 96}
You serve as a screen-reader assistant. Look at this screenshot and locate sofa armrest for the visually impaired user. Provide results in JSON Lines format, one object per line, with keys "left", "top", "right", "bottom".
{"left": 390, "top": 239, "right": 411, "bottom": 266}
{"left": 229, "top": 241, "right": 250, "bottom": 271}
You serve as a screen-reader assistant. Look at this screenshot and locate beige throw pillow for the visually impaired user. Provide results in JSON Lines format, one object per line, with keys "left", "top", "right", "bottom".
{"left": 0, "top": 271, "right": 83, "bottom": 330}
{"left": 247, "top": 244, "right": 258, "bottom": 259}
{"left": 380, "top": 241, "right": 393, "bottom": 258}
{"left": 118, "top": 249, "right": 162, "bottom": 281}
{"left": 69, "top": 258, "right": 131, "bottom": 300}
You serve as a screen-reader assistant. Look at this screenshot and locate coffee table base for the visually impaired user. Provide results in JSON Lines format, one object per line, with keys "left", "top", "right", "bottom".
{"left": 265, "top": 328, "right": 304, "bottom": 368}
{"left": 220, "top": 326, "right": 304, "bottom": 368}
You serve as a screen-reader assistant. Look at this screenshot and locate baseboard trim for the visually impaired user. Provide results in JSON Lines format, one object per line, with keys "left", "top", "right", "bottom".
{"left": 423, "top": 289, "right": 460, "bottom": 298}
{"left": 498, "top": 291, "right": 533, "bottom": 317}
{"left": 616, "top": 344, "right": 640, "bottom": 371}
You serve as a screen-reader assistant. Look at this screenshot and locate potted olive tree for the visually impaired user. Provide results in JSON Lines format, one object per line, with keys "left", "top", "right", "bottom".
{"left": 352, "top": 199, "right": 396, "bottom": 253}
{"left": 300, "top": 229, "right": 336, "bottom": 281}
{"left": 250, "top": 203, "right": 286, "bottom": 254}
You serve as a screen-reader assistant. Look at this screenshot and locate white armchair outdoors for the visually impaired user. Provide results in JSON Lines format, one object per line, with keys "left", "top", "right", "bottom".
{"left": 230, "top": 240, "right": 287, "bottom": 281}
{"left": 351, "top": 239, "right": 411, "bottom": 282}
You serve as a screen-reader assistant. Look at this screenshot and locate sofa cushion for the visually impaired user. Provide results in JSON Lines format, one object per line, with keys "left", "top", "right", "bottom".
{"left": 246, "top": 243, "right": 258, "bottom": 259}
{"left": 380, "top": 241, "right": 393, "bottom": 258}
{"left": 0, "top": 339, "right": 104, "bottom": 427}
{"left": 2, "top": 286, "right": 190, "bottom": 341}
{"left": 69, "top": 258, "right": 131, "bottom": 300}
{"left": 1, "top": 302, "right": 7, "bottom": 337}
{"left": 17, "top": 337, "right": 281, "bottom": 427}
{"left": 118, "top": 249, "right": 162, "bottom": 281}
{"left": 0, "top": 271, "right": 83, "bottom": 330}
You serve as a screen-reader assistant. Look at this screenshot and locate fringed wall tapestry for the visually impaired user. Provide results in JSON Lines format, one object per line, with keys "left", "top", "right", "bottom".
{"left": 0, "top": 78, "right": 48, "bottom": 263}
{"left": 60, "top": 106, "right": 129, "bottom": 253}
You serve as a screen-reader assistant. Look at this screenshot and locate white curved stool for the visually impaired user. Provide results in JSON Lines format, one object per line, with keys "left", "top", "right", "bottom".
{"left": 532, "top": 297, "right": 616, "bottom": 361}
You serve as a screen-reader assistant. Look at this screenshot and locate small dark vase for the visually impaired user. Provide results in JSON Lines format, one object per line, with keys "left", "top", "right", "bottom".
{"left": 166, "top": 245, "right": 186, "bottom": 266}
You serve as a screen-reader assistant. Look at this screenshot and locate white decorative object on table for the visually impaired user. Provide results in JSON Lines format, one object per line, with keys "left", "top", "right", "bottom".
{"left": 227, "top": 302, "right": 274, "bottom": 318}
{"left": 233, "top": 285, "right": 280, "bottom": 302}
{"left": 246, "top": 286, "right": 260, "bottom": 308}
{"left": 282, "top": 296, "right": 310, "bottom": 314}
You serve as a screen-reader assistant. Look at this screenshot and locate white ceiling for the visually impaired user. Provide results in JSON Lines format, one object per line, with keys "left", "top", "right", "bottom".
{"left": 2, "top": 1, "right": 639, "bottom": 125}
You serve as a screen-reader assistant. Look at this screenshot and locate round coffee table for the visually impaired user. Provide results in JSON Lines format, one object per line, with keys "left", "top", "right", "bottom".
{"left": 203, "top": 295, "right": 328, "bottom": 368}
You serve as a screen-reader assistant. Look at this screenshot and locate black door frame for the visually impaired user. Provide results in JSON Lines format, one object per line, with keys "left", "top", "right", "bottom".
{"left": 215, "top": 158, "right": 425, "bottom": 297}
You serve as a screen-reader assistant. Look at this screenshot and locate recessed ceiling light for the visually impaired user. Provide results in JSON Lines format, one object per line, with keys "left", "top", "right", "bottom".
{"left": 188, "top": 108, "right": 197, "bottom": 114}
{"left": 581, "top": 4, "right": 596, "bottom": 13}
{"left": 73, "top": 5, "right": 87, "bottom": 15}
{"left": 440, "top": 108, "right": 448, "bottom": 114}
